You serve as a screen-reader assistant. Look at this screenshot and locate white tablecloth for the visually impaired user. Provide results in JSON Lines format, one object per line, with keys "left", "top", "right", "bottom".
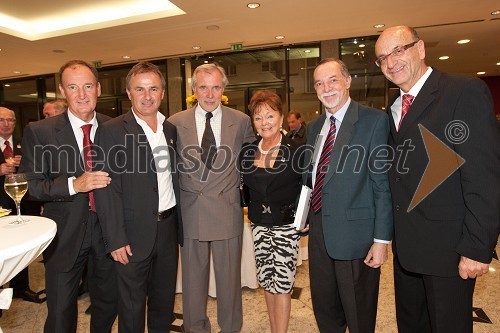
{"left": 0, "top": 215, "right": 57, "bottom": 310}
{"left": 176, "top": 220, "right": 308, "bottom": 297}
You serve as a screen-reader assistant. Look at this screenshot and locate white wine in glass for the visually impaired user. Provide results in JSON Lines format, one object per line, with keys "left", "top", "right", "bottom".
{"left": 4, "top": 173, "right": 29, "bottom": 224}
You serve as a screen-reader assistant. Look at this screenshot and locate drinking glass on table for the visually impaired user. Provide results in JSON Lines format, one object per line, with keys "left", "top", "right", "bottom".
{"left": 4, "top": 173, "right": 29, "bottom": 224}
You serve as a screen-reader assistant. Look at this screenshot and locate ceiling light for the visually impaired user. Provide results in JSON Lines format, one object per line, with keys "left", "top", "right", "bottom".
{"left": 13, "top": 71, "right": 21, "bottom": 74}
{"left": 122, "top": 55, "right": 131, "bottom": 59}
{"left": 0, "top": 48, "right": 2, "bottom": 51}
{"left": 4, "top": 84, "right": 10, "bottom": 87}
{"left": 247, "top": 3, "right": 260, "bottom": 9}
{"left": 359, "top": 44, "right": 365, "bottom": 48}
{"left": 353, "top": 40, "right": 358, "bottom": 44}
{"left": 304, "top": 49, "right": 311, "bottom": 53}
{"left": 373, "top": 24, "right": 385, "bottom": 29}
{"left": 439, "top": 56, "right": 450, "bottom": 60}
{"left": 497, "top": 62, "right": 500, "bottom": 66}
{"left": 491, "top": 10, "right": 500, "bottom": 15}
{"left": 275, "top": 35, "right": 285, "bottom": 40}
{"left": 476, "top": 71, "right": 486, "bottom": 75}
{"left": 203, "top": 60, "right": 209, "bottom": 64}
{"left": 457, "top": 39, "right": 470, "bottom": 44}
{"left": 192, "top": 46, "right": 201, "bottom": 50}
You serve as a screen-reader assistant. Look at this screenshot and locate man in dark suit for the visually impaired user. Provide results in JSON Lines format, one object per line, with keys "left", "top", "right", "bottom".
{"left": 302, "top": 58, "right": 393, "bottom": 333}
{"left": 94, "top": 62, "right": 182, "bottom": 333}
{"left": 375, "top": 26, "right": 500, "bottom": 332}
{"left": 19, "top": 60, "right": 117, "bottom": 333}
{"left": 286, "top": 110, "right": 307, "bottom": 145}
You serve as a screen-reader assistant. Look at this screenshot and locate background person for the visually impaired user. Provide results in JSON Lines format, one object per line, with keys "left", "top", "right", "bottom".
{"left": 168, "top": 63, "right": 255, "bottom": 333}
{"left": 239, "top": 90, "right": 303, "bottom": 333}
{"left": 375, "top": 25, "right": 500, "bottom": 333}
{"left": 43, "top": 99, "right": 67, "bottom": 118}
{"left": 303, "top": 58, "right": 393, "bottom": 333}
{"left": 286, "top": 110, "right": 306, "bottom": 145}
{"left": 19, "top": 60, "right": 117, "bottom": 333}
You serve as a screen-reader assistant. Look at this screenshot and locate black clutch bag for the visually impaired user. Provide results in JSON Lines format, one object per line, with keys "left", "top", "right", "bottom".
{"left": 239, "top": 174, "right": 250, "bottom": 207}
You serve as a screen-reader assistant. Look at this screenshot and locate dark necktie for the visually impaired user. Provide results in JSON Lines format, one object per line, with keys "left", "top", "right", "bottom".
{"left": 3, "top": 141, "right": 13, "bottom": 159}
{"left": 311, "top": 116, "right": 336, "bottom": 213}
{"left": 398, "top": 94, "right": 414, "bottom": 131}
{"left": 81, "top": 124, "right": 96, "bottom": 212}
{"left": 201, "top": 112, "right": 217, "bottom": 169}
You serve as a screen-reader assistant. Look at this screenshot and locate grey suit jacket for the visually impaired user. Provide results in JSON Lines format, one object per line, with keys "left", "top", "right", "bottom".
{"left": 168, "top": 106, "right": 255, "bottom": 241}
{"left": 304, "top": 100, "right": 393, "bottom": 260}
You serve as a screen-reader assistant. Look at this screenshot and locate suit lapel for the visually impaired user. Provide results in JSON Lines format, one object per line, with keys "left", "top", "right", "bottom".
{"left": 398, "top": 69, "right": 440, "bottom": 137}
{"left": 387, "top": 92, "right": 399, "bottom": 142}
{"left": 54, "top": 113, "right": 84, "bottom": 175}
{"left": 324, "top": 101, "right": 358, "bottom": 185}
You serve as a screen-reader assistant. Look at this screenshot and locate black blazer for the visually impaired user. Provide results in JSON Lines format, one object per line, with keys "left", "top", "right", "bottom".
{"left": 286, "top": 124, "right": 307, "bottom": 146}
{"left": 240, "top": 135, "right": 303, "bottom": 225}
{"left": 19, "top": 112, "right": 111, "bottom": 272}
{"left": 387, "top": 69, "right": 500, "bottom": 277}
{"left": 94, "top": 110, "right": 183, "bottom": 262}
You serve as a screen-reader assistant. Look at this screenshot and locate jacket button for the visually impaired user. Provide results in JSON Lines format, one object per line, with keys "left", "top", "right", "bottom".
{"left": 395, "top": 205, "right": 401, "bottom": 211}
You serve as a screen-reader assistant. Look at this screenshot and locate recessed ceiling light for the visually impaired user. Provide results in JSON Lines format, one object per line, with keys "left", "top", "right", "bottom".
{"left": 192, "top": 46, "right": 201, "bottom": 50}
{"left": 476, "top": 71, "right": 486, "bottom": 75}
{"left": 359, "top": 44, "right": 365, "bottom": 48}
{"left": 439, "top": 56, "right": 450, "bottom": 60}
{"left": 122, "top": 55, "right": 131, "bottom": 59}
{"left": 13, "top": 71, "right": 21, "bottom": 74}
{"left": 275, "top": 35, "right": 285, "bottom": 40}
{"left": 457, "top": 39, "right": 470, "bottom": 44}
{"left": 247, "top": 3, "right": 260, "bottom": 9}
{"left": 491, "top": 10, "right": 500, "bottom": 15}
{"left": 0, "top": 48, "right": 2, "bottom": 51}
{"left": 304, "top": 49, "right": 311, "bottom": 53}
{"left": 4, "top": 84, "right": 10, "bottom": 87}
{"left": 353, "top": 40, "right": 358, "bottom": 44}
{"left": 373, "top": 24, "right": 385, "bottom": 29}
{"left": 203, "top": 60, "right": 209, "bottom": 64}
{"left": 497, "top": 62, "right": 500, "bottom": 66}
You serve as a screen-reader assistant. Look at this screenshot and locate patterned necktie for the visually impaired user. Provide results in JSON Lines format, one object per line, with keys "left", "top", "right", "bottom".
{"left": 201, "top": 112, "right": 217, "bottom": 169}
{"left": 81, "top": 124, "right": 96, "bottom": 212}
{"left": 398, "top": 94, "right": 414, "bottom": 131}
{"left": 3, "top": 141, "right": 13, "bottom": 159}
{"left": 311, "top": 116, "right": 336, "bottom": 213}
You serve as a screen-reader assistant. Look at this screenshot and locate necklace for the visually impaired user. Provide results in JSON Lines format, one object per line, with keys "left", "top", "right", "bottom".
{"left": 258, "top": 137, "right": 282, "bottom": 155}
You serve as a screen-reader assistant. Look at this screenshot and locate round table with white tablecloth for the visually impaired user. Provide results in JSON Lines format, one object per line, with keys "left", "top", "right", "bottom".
{"left": 0, "top": 215, "right": 56, "bottom": 312}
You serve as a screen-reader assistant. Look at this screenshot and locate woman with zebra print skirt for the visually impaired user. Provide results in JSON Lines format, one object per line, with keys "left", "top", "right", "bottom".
{"left": 240, "top": 90, "right": 304, "bottom": 333}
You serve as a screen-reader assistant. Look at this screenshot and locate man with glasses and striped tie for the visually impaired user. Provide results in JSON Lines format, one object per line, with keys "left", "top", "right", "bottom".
{"left": 301, "top": 58, "right": 393, "bottom": 333}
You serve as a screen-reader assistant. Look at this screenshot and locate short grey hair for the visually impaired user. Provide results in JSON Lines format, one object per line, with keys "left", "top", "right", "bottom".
{"left": 191, "top": 63, "right": 229, "bottom": 91}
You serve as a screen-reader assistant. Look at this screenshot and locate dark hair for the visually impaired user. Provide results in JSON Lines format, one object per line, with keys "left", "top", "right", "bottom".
{"left": 59, "top": 60, "right": 98, "bottom": 84}
{"left": 248, "top": 90, "right": 283, "bottom": 117}
{"left": 126, "top": 62, "right": 166, "bottom": 90}
{"left": 288, "top": 110, "right": 302, "bottom": 119}
{"left": 315, "top": 58, "right": 351, "bottom": 80}
{"left": 191, "top": 63, "right": 229, "bottom": 90}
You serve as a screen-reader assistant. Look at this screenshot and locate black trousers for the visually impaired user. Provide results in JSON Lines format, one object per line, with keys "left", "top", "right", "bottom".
{"left": 44, "top": 211, "right": 117, "bottom": 333}
{"left": 308, "top": 212, "right": 380, "bottom": 333}
{"left": 115, "top": 210, "right": 179, "bottom": 333}
{"left": 393, "top": 254, "right": 476, "bottom": 333}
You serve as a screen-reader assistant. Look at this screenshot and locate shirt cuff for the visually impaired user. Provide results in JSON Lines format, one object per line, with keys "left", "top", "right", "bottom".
{"left": 68, "top": 176, "right": 77, "bottom": 196}
{"left": 374, "top": 238, "right": 391, "bottom": 244}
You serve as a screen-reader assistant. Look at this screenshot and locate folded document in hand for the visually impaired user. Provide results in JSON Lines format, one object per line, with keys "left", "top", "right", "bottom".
{"left": 293, "top": 185, "right": 311, "bottom": 230}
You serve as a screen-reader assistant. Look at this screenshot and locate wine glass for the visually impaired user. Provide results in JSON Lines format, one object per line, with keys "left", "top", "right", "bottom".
{"left": 4, "top": 173, "right": 29, "bottom": 225}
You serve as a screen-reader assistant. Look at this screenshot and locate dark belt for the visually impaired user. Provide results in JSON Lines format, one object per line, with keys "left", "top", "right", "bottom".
{"left": 157, "top": 206, "right": 176, "bottom": 221}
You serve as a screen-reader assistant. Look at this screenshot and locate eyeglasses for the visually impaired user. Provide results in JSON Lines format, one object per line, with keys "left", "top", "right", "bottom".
{"left": 374, "top": 40, "right": 419, "bottom": 67}
{"left": 0, "top": 118, "right": 15, "bottom": 123}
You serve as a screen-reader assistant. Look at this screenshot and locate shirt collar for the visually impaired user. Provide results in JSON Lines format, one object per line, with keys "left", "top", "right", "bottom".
{"left": 402, "top": 66, "right": 433, "bottom": 97}
{"left": 67, "top": 109, "right": 97, "bottom": 128}
{"left": 195, "top": 104, "right": 222, "bottom": 119}
{"left": 131, "top": 109, "right": 165, "bottom": 132}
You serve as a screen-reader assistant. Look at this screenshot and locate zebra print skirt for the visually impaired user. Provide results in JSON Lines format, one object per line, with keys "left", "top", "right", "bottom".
{"left": 251, "top": 223, "right": 301, "bottom": 294}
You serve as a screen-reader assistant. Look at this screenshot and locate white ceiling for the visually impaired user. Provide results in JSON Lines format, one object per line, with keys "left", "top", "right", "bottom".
{"left": 0, "top": 0, "right": 499, "bottom": 80}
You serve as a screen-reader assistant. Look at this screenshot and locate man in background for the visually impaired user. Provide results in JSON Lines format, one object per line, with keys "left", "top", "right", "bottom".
{"left": 43, "top": 99, "right": 67, "bottom": 118}
{"left": 375, "top": 26, "right": 500, "bottom": 332}
{"left": 168, "top": 63, "right": 255, "bottom": 333}
{"left": 286, "top": 110, "right": 306, "bottom": 145}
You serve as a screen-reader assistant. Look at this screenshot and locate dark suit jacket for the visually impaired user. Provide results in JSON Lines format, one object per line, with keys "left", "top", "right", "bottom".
{"left": 286, "top": 124, "right": 307, "bottom": 146}
{"left": 19, "top": 112, "right": 111, "bottom": 272}
{"left": 94, "top": 110, "right": 183, "bottom": 262}
{"left": 240, "top": 135, "right": 304, "bottom": 225}
{"left": 387, "top": 69, "right": 500, "bottom": 277}
{"left": 303, "top": 100, "right": 393, "bottom": 260}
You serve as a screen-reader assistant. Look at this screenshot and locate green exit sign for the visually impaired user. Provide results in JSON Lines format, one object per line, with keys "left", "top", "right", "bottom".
{"left": 231, "top": 43, "right": 243, "bottom": 51}
{"left": 93, "top": 61, "right": 102, "bottom": 68}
